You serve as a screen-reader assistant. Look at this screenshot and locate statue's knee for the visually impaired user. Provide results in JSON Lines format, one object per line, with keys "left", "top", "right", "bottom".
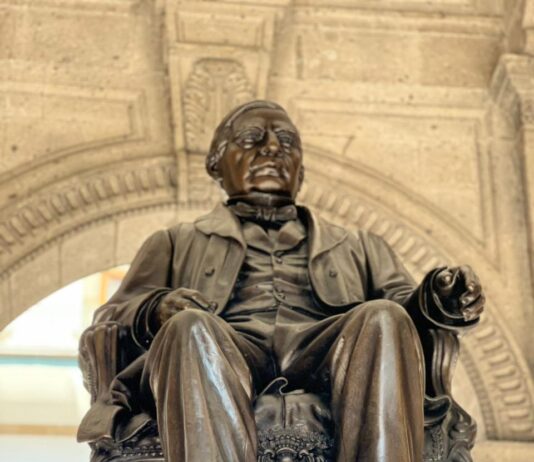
{"left": 163, "top": 309, "right": 214, "bottom": 335}
{"left": 355, "top": 299, "right": 412, "bottom": 327}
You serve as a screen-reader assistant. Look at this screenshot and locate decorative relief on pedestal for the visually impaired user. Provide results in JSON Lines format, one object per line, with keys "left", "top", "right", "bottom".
{"left": 257, "top": 428, "right": 334, "bottom": 462}
{"left": 183, "top": 59, "right": 254, "bottom": 152}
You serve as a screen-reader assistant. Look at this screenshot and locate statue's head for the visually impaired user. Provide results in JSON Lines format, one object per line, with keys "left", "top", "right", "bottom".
{"left": 206, "top": 100, "right": 304, "bottom": 201}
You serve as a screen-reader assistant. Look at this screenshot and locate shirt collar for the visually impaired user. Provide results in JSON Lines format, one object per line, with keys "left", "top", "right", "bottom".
{"left": 240, "top": 219, "right": 307, "bottom": 254}
{"left": 194, "top": 202, "right": 347, "bottom": 257}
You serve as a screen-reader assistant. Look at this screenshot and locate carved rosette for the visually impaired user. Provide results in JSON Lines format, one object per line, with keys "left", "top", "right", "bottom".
{"left": 257, "top": 428, "right": 334, "bottom": 462}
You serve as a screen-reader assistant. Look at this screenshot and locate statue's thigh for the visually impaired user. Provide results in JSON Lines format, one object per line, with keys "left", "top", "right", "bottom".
{"left": 276, "top": 312, "right": 349, "bottom": 390}
{"left": 280, "top": 300, "right": 420, "bottom": 391}
{"left": 142, "top": 310, "right": 273, "bottom": 394}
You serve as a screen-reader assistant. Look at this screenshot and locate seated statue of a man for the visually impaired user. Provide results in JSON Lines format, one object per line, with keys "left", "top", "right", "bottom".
{"left": 79, "top": 100, "right": 485, "bottom": 462}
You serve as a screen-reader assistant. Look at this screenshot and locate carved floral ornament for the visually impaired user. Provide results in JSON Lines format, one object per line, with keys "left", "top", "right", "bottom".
{"left": 184, "top": 59, "right": 254, "bottom": 152}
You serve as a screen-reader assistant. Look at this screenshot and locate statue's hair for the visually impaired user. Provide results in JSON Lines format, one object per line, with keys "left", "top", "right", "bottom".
{"left": 206, "top": 100, "right": 288, "bottom": 181}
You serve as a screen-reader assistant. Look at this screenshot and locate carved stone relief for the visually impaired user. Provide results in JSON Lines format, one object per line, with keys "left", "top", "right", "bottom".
{"left": 183, "top": 59, "right": 254, "bottom": 152}
{"left": 0, "top": 160, "right": 176, "bottom": 276}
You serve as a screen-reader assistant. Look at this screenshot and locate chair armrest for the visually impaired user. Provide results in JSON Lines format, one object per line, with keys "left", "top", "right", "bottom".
{"left": 422, "top": 327, "right": 477, "bottom": 461}
{"left": 79, "top": 322, "right": 126, "bottom": 404}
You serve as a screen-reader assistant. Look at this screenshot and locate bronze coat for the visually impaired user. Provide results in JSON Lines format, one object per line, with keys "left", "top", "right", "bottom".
{"left": 80, "top": 203, "right": 451, "bottom": 444}
{"left": 94, "top": 203, "right": 418, "bottom": 330}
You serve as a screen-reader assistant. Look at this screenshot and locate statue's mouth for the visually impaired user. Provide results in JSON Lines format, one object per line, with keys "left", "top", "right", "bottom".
{"left": 249, "top": 162, "right": 287, "bottom": 179}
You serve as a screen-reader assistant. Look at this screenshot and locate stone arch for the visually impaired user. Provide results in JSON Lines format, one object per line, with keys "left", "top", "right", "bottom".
{"left": 1, "top": 205, "right": 175, "bottom": 325}
{"left": 0, "top": 144, "right": 533, "bottom": 443}
{"left": 300, "top": 144, "right": 534, "bottom": 442}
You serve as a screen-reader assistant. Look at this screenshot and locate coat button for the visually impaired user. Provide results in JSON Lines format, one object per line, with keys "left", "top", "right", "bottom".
{"left": 329, "top": 269, "right": 338, "bottom": 277}
{"left": 204, "top": 267, "right": 215, "bottom": 276}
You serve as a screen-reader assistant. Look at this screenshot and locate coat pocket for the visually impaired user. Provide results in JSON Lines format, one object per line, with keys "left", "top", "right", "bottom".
{"left": 309, "top": 245, "right": 366, "bottom": 308}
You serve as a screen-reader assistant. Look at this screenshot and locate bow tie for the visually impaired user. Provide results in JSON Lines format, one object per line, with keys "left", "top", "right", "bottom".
{"left": 228, "top": 201, "right": 298, "bottom": 224}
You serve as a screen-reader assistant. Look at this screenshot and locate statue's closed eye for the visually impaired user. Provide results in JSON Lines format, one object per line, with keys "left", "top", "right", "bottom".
{"left": 235, "top": 128, "right": 265, "bottom": 149}
{"left": 275, "top": 132, "right": 297, "bottom": 151}
{"left": 274, "top": 129, "right": 300, "bottom": 152}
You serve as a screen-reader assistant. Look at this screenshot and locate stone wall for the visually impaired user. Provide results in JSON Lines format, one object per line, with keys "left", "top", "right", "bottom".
{"left": 1, "top": 0, "right": 534, "bottom": 458}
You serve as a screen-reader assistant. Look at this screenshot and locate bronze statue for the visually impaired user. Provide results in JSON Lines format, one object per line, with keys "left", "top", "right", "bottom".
{"left": 78, "top": 100, "right": 485, "bottom": 462}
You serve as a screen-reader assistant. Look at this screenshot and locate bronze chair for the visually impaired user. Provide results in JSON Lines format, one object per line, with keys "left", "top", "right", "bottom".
{"left": 78, "top": 310, "right": 476, "bottom": 462}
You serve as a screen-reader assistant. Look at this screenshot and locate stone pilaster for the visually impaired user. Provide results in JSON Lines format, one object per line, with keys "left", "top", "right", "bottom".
{"left": 160, "top": 0, "right": 290, "bottom": 203}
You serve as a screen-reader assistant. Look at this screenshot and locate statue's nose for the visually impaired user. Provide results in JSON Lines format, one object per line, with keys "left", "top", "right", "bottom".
{"left": 260, "top": 130, "right": 281, "bottom": 156}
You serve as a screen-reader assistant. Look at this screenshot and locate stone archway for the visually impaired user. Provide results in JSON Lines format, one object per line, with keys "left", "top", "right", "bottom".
{"left": 300, "top": 145, "right": 534, "bottom": 442}
{"left": 2, "top": 142, "right": 534, "bottom": 445}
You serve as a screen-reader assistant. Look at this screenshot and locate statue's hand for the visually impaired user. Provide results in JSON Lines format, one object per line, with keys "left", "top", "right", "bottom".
{"left": 153, "top": 288, "right": 218, "bottom": 330}
{"left": 433, "top": 265, "right": 485, "bottom": 322}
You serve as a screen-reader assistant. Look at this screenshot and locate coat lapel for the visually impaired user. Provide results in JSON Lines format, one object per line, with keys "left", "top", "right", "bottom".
{"left": 306, "top": 208, "right": 348, "bottom": 261}
{"left": 194, "top": 202, "right": 246, "bottom": 248}
{"left": 193, "top": 204, "right": 246, "bottom": 313}
{"left": 305, "top": 209, "right": 354, "bottom": 307}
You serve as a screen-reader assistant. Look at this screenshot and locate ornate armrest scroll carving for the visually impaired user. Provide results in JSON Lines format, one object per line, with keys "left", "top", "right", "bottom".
{"left": 79, "top": 322, "right": 124, "bottom": 404}
{"left": 422, "top": 328, "right": 476, "bottom": 462}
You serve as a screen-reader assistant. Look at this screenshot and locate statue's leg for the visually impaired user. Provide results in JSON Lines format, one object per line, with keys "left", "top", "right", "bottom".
{"left": 328, "top": 300, "right": 425, "bottom": 462}
{"left": 277, "top": 300, "right": 424, "bottom": 461}
{"left": 140, "top": 309, "right": 268, "bottom": 462}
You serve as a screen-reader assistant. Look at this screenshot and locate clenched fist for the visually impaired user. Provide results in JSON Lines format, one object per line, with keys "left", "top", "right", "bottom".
{"left": 151, "top": 288, "right": 218, "bottom": 330}
{"left": 433, "top": 265, "right": 485, "bottom": 322}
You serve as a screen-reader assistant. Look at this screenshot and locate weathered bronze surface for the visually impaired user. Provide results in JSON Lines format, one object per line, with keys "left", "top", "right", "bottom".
{"left": 78, "top": 101, "right": 485, "bottom": 462}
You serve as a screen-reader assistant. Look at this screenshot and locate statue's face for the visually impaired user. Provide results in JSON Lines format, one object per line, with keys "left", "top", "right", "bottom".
{"left": 217, "top": 107, "right": 303, "bottom": 199}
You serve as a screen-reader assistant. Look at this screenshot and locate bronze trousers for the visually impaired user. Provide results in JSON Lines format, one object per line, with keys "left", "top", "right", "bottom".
{"left": 140, "top": 300, "right": 425, "bottom": 462}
